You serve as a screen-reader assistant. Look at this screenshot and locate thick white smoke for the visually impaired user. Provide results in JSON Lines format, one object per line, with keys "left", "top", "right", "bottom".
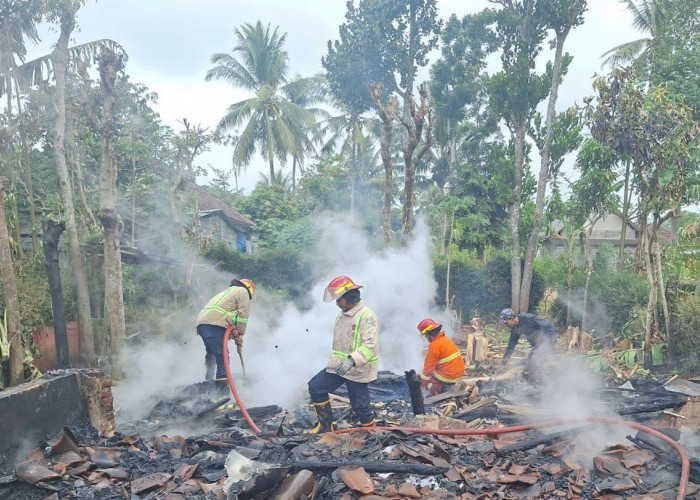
{"left": 113, "top": 214, "right": 448, "bottom": 420}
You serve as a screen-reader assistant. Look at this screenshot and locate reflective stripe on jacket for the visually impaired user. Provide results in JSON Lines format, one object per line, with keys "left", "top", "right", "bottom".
{"left": 421, "top": 332, "right": 465, "bottom": 384}
{"left": 196, "top": 286, "right": 250, "bottom": 334}
{"left": 326, "top": 300, "right": 379, "bottom": 383}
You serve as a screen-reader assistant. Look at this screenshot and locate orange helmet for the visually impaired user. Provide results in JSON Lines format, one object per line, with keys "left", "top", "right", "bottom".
{"left": 232, "top": 278, "right": 256, "bottom": 298}
{"left": 323, "top": 275, "right": 362, "bottom": 303}
{"left": 417, "top": 318, "right": 442, "bottom": 335}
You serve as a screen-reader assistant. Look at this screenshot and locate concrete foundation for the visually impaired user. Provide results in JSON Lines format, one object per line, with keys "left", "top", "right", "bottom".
{"left": 0, "top": 368, "right": 115, "bottom": 468}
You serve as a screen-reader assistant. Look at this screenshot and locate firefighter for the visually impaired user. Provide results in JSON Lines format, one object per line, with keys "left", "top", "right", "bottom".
{"left": 499, "top": 308, "right": 557, "bottom": 368}
{"left": 304, "top": 276, "right": 379, "bottom": 434}
{"left": 196, "top": 278, "right": 255, "bottom": 382}
{"left": 417, "top": 318, "right": 465, "bottom": 396}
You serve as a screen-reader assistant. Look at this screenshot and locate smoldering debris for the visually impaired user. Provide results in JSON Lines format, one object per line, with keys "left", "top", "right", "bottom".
{"left": 1, "top": 360, "right": 698, "bottom": 500}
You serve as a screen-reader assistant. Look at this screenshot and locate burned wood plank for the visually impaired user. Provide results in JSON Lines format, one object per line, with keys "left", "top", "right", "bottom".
{"left": 453, "top": 397, "right": 496, "bottom": 418}
{"left": 276, "top": 459, "right": 448, "bottom": 475}
{"left": 495, "top": 425, "right": 596, "bottom": 456}
{"left": 197, "top": 397, "right": 231, "bottom": 418}
{"left": 424, "top": 389, "right": 471, "bottom": 406}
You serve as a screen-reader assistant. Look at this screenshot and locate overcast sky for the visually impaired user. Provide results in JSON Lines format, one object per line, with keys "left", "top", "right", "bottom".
{"left": 29, "top": 0, "right": 639, "bottom": 192}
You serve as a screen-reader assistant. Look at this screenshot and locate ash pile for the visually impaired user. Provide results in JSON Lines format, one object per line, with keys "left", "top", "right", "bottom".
{"left": 1, "top": 354, "right": 699, "bottom": 498}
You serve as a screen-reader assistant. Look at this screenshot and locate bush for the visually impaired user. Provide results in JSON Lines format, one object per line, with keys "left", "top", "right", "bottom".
{"left": 203, "top": 242, "right": 317, "bottom": 306}
{"left": 433, "top": 253, "right": 545, "bottom": 320}
{"left": 669, "top": 292, "right": 700, "bottom": 370}
{"left": 552, "top": 267, "right": 649, "bottom": 336}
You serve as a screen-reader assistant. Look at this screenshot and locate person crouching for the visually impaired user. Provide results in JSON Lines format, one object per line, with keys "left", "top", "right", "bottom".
{"left": 417, "top": 318, "right": 465, "bottom": 396}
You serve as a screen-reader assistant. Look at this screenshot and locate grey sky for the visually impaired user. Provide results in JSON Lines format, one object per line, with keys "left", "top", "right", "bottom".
{"left": 29, "top": 0, "right": 639, "bottom": 192}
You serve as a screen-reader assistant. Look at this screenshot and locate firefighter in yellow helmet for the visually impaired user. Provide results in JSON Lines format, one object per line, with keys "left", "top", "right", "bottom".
{"left": 304, "top": 276, "right": 379, "bottom": 434}
{"left": 196, "top": 278, "right": 255, "bottom": 382}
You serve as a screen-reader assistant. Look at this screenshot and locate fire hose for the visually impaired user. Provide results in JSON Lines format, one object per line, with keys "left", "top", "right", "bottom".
{"left": 335, "top": 417, "right": 690, "bottom": 500}
{"left": 223, "top": 326, "right": 261, "bottom": 434}
{"left": 218, "top": 352, "right": 689, "bottom": 498}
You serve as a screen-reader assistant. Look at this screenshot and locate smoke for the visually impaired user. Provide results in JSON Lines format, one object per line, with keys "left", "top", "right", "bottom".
{"left": 243, "top": 215, "right": 440, "bottom": 407}
{"left": 113, "top": 213, "right": 448, "bottom": 421}
{"left": 504, "top": 346, "right": 627, "bottom": 462}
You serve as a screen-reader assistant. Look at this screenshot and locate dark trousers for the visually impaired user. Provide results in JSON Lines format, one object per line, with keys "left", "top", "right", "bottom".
{"left": 308, "top": 369, "right": 373, "bottom": 424}
{"left": 197, "top": 324, "right": 227, "bottom": 380}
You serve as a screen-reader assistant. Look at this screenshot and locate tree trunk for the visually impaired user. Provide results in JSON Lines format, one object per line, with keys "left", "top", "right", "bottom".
{"left": 520, "top": 18, "right": 578, "bottom": 312}
{"left": 350, "top": 142, "right": 356, "bottom": 219}
{"left": 370, "top": 85, "right": 396, "bottom": 244}
{"left": 0, "top": 181, "right": 24, "bottom": 386}
{"left": 445, "top": 216, "right": 454, "bottom": 309}
{"left": 510, "top": 121, "right": 526, "bottom": 311}
{"left": 96, "top": 51, "right": 126, "bottom": 375}
{"left": 401, "top": 86, "right": 431, "bottom": 239}
{"left": 653, "top": 217, "right": 670, "bottom": 344}
{"left": 268, "top": 150, "right": 275, "bottom": 182}
{"left": 42, "top": 220, "right": 69, "bottom": 368}
{"left": 617, "top": 162, "right": 631, "bottom": 270}
{"left": 641, "top": 215, "right": 656, "bottom": 368}
{"left": 53, "top": 7, "right": 95, "bottom": 364}
{"left": 581, "top": 216, "right": 600, "bottom": 332}
{"left": 17, "top": 93, "right": 39, "bottom": 254}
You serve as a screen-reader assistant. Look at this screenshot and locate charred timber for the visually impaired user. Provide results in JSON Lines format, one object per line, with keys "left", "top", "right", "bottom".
{"left": 42, "top": 220, "right": 69, "bottom": 368}
{"left": 495, "top": 425, "right": 596, "bottom": 456}
{"left": 404, "top": 370, "right": 425, "bottom": 415}
{"left": 282, "top": 459, "right": 448, "bottom": 475}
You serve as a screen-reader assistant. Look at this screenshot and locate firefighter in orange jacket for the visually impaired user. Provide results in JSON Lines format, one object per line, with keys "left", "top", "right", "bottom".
{"left": 418, "top": 318, "right": 465, "bottom": 395}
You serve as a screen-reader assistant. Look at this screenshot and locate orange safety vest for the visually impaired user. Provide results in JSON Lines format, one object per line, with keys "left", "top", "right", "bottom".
{"left": 421, "top": 332, "right": 465, "bottom": 384}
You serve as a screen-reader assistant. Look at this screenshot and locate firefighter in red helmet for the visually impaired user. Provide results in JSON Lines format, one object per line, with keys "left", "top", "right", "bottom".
{"left": 304, "top": 276, "right": 379, "bottom": 434}
{"left": 196, "top": 278, "right": 255, "bottom": 382}
{"left": 417, "top": 318, "right": 465, "bottom": 396}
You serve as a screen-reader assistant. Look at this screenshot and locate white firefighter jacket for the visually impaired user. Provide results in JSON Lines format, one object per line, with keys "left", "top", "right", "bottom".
{"left": 325, "top": 299, "right": 379, "bottom": 383}
{"left": 196, "top": 285, "right": 250, "bottom": 335}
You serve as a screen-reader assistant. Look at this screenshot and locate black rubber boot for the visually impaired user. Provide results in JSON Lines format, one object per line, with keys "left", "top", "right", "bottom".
{"left": 303, "top": 400, "right": 334, "bottom": 434}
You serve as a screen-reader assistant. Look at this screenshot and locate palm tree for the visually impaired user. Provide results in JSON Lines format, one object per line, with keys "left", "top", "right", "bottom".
{"left": 602, "top": 0, "right": 670, "bottom": 68}
{"left": 206, "top": 21, "right": 316, "bottom": 182}
{"left": 280, "top": 74, "right": 328, "bottom": 189}
{"left": 320, "top": 102, "right": 379, "bottom": 217}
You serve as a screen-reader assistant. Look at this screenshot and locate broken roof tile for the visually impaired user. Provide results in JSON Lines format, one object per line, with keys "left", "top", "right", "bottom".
{"left": 337, "top": 466, "right": 374, "bottom": 495}
{"left": 15, "top": 461, "right": 61, "bottom": 485}
{"left": 131, "top": 472, "right": 172, "bottom": 495}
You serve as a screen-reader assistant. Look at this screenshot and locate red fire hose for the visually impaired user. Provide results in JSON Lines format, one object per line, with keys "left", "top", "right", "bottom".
{"left": 335, "top": 417, "right": 690, "bottom": 500}
{"left": 223, "top": 326, "right": 261, "bottom": 434}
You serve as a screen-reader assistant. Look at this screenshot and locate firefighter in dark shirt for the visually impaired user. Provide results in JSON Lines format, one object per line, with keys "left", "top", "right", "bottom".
{"left": 499, "top": 308, "right": 557, "bottom": 367}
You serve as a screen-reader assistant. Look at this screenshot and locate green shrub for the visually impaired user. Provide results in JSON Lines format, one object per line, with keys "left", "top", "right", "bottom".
{"left": 553, "top": 268, "right": 649, "bottom": 335}
{"left": 433, "top": 253, "right": 545, "bottom": 320}
{"left": 203, "top": 242, "right": 317, "bottom": 306}
{"left": 669, "top": 291, "right": 700, "bottom": 370}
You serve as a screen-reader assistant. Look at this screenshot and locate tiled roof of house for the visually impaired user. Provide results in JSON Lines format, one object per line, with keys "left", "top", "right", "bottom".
{"left": 194, "top": 185, "right": 255, "bottom": 229}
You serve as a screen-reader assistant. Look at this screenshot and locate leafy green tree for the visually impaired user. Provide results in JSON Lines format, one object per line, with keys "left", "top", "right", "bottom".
{"left": 206, "top": 21, "right": 316, "bottom": 182}
{"left": 237, "top": 182, "right": 305, "bottom": 248}
{"left": 583, "top": 69, "right": 700, "bottom": 365}
{"left": 324, "top": 0, "right": 441, "bottom": 241}
{"left": 513, "top": 0, "right": 587, "bottom": 314}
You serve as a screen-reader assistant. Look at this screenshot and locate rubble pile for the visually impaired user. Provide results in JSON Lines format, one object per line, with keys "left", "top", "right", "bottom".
{"left": 1, "top": 366, "right": 698, "bottom": 499}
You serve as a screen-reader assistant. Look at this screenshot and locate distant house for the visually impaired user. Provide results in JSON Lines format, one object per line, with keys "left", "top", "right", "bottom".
{"left": 544, "top": 213, "right": 672, "bottom": 256}
{"left": 194, "top": 185, "right": 256, "bottom": 253}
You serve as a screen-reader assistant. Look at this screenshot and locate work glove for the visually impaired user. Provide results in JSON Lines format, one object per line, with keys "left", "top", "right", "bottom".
{"left": 233, "top": 334, "right": 243, "bottom": 348}
{"left": 336, "top": 357, "right": 355, "bottom": 376}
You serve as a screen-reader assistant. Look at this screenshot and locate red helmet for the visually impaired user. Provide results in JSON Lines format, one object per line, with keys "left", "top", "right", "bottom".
{"left": 232, "top": 278, "right": 256, "bottom": 298}
{"left": 323, "top": 275, "right": 362, "bottom": 303}
{"left": 417, "top": 318, "right": 442, "bottom": 335}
